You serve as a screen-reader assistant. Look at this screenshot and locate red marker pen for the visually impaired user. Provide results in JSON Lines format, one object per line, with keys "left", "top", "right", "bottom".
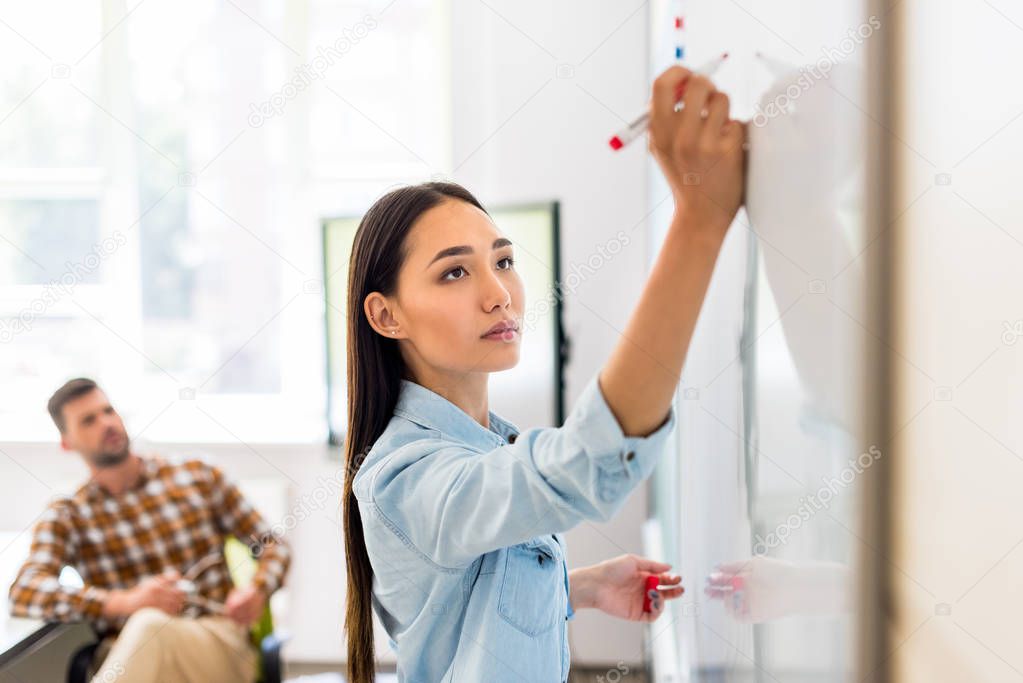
{"left": 642, "top": 574, "right": 661, "bottom": 613}
{"left": 609, "top": 52, "right": 729, "bottom": 151}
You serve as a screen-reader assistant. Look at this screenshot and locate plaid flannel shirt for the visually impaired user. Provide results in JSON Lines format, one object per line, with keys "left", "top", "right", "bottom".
{"left": 7, "top": 456, "right": 290, "bottom": 634}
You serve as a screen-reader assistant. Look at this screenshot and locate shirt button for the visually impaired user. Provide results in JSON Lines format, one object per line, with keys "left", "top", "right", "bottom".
{"left": 624, "top": 450, "right": 635, "bottom": 462}
{"left": 508, "top": 433, "right": 518, "bottom": 444}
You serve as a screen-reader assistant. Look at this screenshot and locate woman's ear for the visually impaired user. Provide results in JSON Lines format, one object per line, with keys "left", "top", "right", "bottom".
{"left": 364, "top": 293, "right": 403, "bottom": 339}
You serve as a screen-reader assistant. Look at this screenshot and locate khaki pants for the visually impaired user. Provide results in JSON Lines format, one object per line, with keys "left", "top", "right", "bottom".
{"left": 90, "top": 607, "right": 258, "bottom": 683}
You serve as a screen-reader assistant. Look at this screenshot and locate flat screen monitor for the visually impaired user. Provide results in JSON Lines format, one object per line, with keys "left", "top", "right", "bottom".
{"left": 323, "top": 201, "right": 565, "bottom": 447}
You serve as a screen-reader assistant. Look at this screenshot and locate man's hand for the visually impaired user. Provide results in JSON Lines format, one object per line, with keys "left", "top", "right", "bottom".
{"left": 102, "top": 570, "right": 186, "bottom": 619}
{"left": 223, "top": 585, "right": 266, "bottom": 627}
{"left": 572, "top": 554, "right": 685, "bottom": 623}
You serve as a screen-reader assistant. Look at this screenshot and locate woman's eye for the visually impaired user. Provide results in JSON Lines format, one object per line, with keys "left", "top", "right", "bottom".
{"left": 498, "top": 256, "right": 515, "bottom": 269}
{"left": 442, "top": 266, "right": 466, "bottom": 281}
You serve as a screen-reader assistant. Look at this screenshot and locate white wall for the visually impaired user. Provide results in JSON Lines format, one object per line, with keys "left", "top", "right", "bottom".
{"left": 448, "top": 0, "right": 658, "bottom": 667}
{"left": 892, "top": 0, "right": 1023, "bottom": 679}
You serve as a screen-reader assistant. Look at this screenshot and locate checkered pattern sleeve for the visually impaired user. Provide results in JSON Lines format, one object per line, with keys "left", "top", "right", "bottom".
{"left": 7, "top": 500, "right": 110, "bottom": 622}
{"left": 205, "top": 464, "right": 291, "bottom": 596}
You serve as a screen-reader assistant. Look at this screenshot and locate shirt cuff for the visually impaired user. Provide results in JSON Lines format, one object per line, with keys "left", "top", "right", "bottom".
{"left": 80, "top": 585, "right": 111, "bottom": 620}
{"left": 569, "top": 373, "right": 678, "bottom": 482}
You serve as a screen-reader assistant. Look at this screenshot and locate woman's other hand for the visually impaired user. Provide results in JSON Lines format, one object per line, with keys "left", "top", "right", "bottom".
{"left": 572, "top": 554, "right": 685, "bottom": 623}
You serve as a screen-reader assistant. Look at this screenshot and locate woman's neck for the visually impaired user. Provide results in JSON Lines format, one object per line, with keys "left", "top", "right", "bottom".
{"left": 409, "top": 369, "right": 491, "bottom": 429}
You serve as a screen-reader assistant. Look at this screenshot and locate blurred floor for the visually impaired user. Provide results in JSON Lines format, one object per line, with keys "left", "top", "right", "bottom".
{"left": 283, "top": 665, "right": 651, "bottom": 682}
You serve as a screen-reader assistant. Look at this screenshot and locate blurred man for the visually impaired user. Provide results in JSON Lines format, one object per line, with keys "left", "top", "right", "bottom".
{"left": 8, "top": 378, "right": 290, "bottom": 682}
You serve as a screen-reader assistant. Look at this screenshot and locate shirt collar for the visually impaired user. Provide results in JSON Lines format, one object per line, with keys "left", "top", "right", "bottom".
{"left": 83, "top": 454, "right": 158, "bottom": 501}
{"left": 393, "top": 379, "right": 520, "bottom": 450}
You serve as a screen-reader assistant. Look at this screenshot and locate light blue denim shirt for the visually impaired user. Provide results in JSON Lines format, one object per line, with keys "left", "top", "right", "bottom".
{"left": 352, "top": 372, "right": 677, "bottom": 682}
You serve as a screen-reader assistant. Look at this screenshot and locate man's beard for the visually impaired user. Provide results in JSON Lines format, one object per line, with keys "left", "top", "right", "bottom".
{"left": 90, "top": 434, "right": 131, "bottom": 468}
{"left": 92, "top": 449, "right": 130, "bottom": 468}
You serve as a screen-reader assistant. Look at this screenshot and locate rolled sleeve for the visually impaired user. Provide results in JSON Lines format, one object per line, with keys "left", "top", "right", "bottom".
{"left": 79, "top": 585, "right": 111, "bottom": 621}
{"left": 569, "top": 373, "right": 677, "bottom": 489}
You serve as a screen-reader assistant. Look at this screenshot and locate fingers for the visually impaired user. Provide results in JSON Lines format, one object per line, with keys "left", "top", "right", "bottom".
{"left": 646, "top": 588, "right": 663, "bottom": 612}
{"left": 643, "top": 571, "right": 682, "bottom": 588}
{"left": 680, "top": 75, "right": 715, "bottom": 138}
{"left": 648, "top": 64, "right": 744, "bottom": 218}
{"left": 224, "top": 588, "right": 263, "bottom": 625}
{"left": 645, "top": 580, "right": 684, "bottom": 610}
{"left": 152, "top": 580, "right": 186, "bottom": 614}
{"left": 701, "top": 91, "right": 731, "bottom": 148}
{"left": 226, "top": 603, "right": 258, "bottom": 626}
{"left": 166, "top": 591, "right": 186, "bottom": 614}
{"left": 651, "top": 66, "right": 692, "bottom": 119}
{"left": 648, "top": 66, "right": 691, "bottom": 156}
{"left": 225, "top": 604, "right": 247, "bottom": 625}
{"left": 651, "top": 572, "right": 684, "bottom": 598}
{"left": 223, "top": 594, "right": 245, "bottom": 621}
{"left": 643, "top": 589, "right": 667, "bottom": 622}
{"left": 227, "top": 606, "right": 254, "bottom": 625}
{"left": 649, "top": 66, "right": 726, "bottom": 169}
{"left": 153, "top": 573, "right": 183, "bottom": 596}
{"left": 656, "top": 572, "right": 683, "bottom": 586}
{"left": 659, "top": 585, "right": 685, "bottom": 599}
{"left": 154, "top": 591, "right": 185, "bottom": 615}
{"left": 636, "top": 557, "right": 673, "bottom": 573}
{"left": 726, "top": 117, "right": 747, "bottom": 141}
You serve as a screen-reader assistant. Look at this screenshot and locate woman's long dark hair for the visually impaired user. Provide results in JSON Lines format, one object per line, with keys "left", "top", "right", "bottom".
{"left": 343, "top": 181, "right": 488, "bottom": 683}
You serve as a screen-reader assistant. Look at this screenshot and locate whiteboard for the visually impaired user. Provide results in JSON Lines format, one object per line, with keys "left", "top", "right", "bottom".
{"left": 646, "top": 1, "right": 877, "bottom": 680}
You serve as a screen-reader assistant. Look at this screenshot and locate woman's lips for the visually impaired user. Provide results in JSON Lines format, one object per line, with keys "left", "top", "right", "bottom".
{"left": 482, "top": 328, "right": 519, "bottom": 342}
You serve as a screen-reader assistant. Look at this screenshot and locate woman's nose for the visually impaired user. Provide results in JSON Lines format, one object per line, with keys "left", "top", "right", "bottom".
{"left": 483, "top": 273, "right": 511, "bottom": 311}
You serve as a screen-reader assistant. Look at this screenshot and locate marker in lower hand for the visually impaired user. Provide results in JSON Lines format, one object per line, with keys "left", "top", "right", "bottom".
{"left": 642, "top": 575, "right": 661, "bottom": 613}
{"left": 609, "top": 52, "right": 729, "bottom": 151}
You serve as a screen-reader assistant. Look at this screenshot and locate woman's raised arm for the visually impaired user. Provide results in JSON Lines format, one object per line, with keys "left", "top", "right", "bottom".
{"left": 600, "top": 65, "right": 746, "bottom": 437}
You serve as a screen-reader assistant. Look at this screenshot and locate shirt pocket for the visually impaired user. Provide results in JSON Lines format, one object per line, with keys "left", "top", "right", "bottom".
{"left": 497, "top": 535, "right": 563, "bottom": 637}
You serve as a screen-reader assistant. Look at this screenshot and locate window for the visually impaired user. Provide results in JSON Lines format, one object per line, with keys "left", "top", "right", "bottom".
{"left": 0, "top": 0, "right": 450, "bottom": 442}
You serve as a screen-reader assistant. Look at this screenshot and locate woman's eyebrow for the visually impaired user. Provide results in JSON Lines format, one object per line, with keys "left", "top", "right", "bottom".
{"left": 427, "top": 237, "right": 513, "bottom": 268}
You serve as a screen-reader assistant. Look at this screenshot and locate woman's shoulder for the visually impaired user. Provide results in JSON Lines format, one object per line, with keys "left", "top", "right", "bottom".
{"left": 351, "top": 411, "right": 451, "bottom": 499}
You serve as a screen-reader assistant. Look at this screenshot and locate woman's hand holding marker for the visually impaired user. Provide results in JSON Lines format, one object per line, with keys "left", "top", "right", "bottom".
{"left": 609, "top": 53, "right": 727, "bottom": 151}
{"left": 647, "top": 65, "right": 747, "bottom": 241}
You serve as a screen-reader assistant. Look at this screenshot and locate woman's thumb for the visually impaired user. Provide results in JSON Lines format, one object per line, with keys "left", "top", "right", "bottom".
{"left": 637, "top": 557, "right": 672, "bottom": 573}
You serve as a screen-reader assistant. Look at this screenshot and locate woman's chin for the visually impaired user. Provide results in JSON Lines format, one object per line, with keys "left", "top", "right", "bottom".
{"left": 493, "top": 356, "right": 520, "bottom": 372}
{"left": 471, "top": 346, "right": 521, "bottom": 372}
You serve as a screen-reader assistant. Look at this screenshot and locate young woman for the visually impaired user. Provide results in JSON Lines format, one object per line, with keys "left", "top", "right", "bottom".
{"left": 342, "top": 65, "right": 746, "bottom": 682}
